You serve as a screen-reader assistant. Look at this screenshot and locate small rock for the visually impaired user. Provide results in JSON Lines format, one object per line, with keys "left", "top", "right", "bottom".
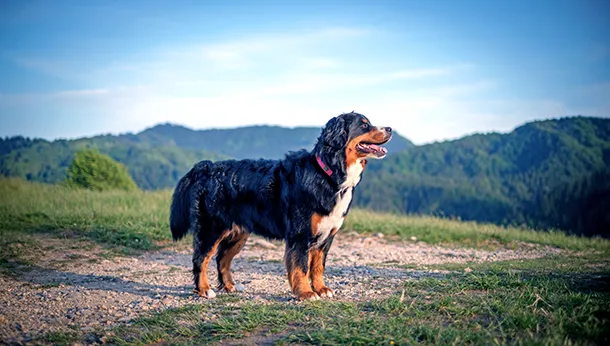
{"left": 251, "top": 238, "right": 276, "bottom": 249}
{"left": 410, "top": 236, "right": 418, "bottom": 241}
{"left": 374, "top": 232, "right": 384, "bottom": 238}
{"left": 464, "top": 267, "right": 473, "bottom": 273}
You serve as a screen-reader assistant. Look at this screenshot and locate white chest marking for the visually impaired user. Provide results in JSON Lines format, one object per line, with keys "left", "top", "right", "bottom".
{"left": 314, "top": 160, "right": 364, "bottom": 247}
{"left": 343, "top": 159, "right": 364, "bottom": 188}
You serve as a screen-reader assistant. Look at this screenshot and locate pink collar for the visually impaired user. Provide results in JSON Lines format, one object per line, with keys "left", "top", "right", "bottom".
{"left": 315, "top": 154, "right": 333, "bottom": 177}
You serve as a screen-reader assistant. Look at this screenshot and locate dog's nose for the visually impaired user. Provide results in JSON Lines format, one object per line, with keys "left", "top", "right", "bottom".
{"left": 383, "top": 127, "right": 392, "bottom": 133}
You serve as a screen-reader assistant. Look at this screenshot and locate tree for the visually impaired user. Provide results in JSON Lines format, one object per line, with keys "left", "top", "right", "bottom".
{"left": 66, "top": 149, "right": 138, "bottom": 191}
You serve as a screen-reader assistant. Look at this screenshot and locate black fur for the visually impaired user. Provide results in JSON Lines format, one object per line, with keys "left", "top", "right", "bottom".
{"left": 169, "top": 111, "right": 391, "bottom": 298}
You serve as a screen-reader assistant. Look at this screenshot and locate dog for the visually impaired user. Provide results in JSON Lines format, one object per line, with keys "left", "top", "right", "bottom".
{"left": 169, "top": 112, "right": 392, "bottom": 300}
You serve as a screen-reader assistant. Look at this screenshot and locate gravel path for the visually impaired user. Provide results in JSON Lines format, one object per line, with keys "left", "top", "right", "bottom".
{"left": 0, "top": 233, "right": 561, "bottom": 344}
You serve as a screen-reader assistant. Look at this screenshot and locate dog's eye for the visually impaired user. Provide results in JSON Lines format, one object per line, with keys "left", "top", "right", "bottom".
{"left": 361, "top": 123, "right": 369, "bottom": 129}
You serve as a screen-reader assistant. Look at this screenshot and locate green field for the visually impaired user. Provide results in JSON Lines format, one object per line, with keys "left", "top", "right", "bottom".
{"left": 2, "top": 177, "right": 607, "bottom": 255}
{"left": 1, "top": 178, "right": 609, "bottom": 345}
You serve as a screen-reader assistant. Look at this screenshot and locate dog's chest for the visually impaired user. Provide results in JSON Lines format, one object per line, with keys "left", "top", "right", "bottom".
{"left": 315, "top": 188, "right": 352, "bottom": 246}
{"left": 344, "top": 160, "right": 364, "bottom": 187}
{"left": 313, "top": 161, "right": 363, "bottom": 247}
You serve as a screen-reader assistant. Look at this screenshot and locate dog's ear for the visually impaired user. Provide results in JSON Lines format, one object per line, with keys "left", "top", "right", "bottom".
{"left": 322, "top": 116, "right": 347, "bottom": 148}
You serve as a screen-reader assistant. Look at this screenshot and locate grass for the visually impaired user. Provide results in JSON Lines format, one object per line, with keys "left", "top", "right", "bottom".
{"left": 0, "top": 178, "right": 171, "bottom": 255}
{"left": 346, "top": 209, "right": 610, "bottom": 252}
{"left": 406, "top": 252, "right": 610, "bottom": 275}
{"left": 2, "top": 178, "right": 608, "bottom": 257}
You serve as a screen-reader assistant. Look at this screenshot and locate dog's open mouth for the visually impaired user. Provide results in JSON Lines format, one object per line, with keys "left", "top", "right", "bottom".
{"left": 356, "top": 140, "right": 389, "bottom": 157}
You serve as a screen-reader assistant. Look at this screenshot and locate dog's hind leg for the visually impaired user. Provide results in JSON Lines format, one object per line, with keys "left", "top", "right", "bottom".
{"left": 193, "top": 226, "right": 228, "bottom": 299}
{"left": 216, "top": 226, "right": 249, "bottom": 293}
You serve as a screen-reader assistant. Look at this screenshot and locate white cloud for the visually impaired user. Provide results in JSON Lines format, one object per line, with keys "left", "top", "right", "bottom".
{"left": 300, "top": 57, "right": 338, "bottom": 69}
{"left": 201, "top": 27, "right": 369, "bottom": 57}
{"left": 54, "top": 89, "right": 109, "bottom": 97}
{"left": 81, "top": 80, "right": 495, "bottom": 143}
{"left": 191, "top": 27, "right": 372, "bottom": 71}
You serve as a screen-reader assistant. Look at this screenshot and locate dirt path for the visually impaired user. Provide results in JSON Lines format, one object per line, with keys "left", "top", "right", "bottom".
{"left": 0, "top": 233, "right": 561, "bottom": 344}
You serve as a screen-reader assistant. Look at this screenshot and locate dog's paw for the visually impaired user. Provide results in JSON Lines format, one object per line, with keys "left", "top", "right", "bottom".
{"left": 220, "top": 283, "right": 245, "bottom": 293}
{"left": 194, "top": 288, "right": 216, "bottom": 299}
{"left": 206, "top": 289, "right": 217, "bottom": 298}
{"left": 315, "top": 286, "right": 334, "bottom": 298}
{"left": 297, "top": 291, "right": 320, "bottom": 301}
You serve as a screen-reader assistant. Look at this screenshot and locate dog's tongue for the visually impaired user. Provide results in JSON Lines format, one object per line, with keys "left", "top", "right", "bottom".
{"left": 369, "top": 144, "right": 388, "bottom": 154}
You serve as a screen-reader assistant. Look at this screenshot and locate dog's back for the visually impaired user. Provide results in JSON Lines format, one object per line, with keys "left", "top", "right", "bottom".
{"left": 169, "top": 157, "right": 287, "bottom": 241}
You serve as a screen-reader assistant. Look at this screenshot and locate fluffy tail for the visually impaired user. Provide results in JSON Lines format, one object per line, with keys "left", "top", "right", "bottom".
{"left": 169, "top": 161, "right": 210, "bottom": 241}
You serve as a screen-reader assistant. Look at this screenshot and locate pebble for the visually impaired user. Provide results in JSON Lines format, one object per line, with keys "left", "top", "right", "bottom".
{"left": 251, "top": 238, "right": 277, "bottom": 249}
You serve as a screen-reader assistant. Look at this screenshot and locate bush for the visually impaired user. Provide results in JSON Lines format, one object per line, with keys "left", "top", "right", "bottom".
{"left": 66, "top": 149, "right": 138, "bottom": 191}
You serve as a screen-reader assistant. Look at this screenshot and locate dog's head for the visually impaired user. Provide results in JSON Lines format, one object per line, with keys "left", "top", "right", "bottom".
{"left": 320, "top": 112, "right": 392, "bottom": 162}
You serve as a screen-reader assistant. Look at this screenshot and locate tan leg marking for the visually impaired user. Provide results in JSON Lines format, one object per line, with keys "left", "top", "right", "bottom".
{"left": 217, "top": 229, "right": 249, "bottom": 292}
{"left": 309, "top": 247, "right": 334, "bottom": 298}
{"left": 285, "top": 247, "right": 318, "bottom": 301}
{"left": 195, "top": 230, "right": 229, "bottom": 298}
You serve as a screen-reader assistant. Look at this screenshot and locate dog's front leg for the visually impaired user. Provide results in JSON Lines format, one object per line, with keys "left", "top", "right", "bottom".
{"left": 284, "top": 238, "right": 319, "bottom": 301}
{"left": 310, "top": 235, "right": 335, "bottom": 298}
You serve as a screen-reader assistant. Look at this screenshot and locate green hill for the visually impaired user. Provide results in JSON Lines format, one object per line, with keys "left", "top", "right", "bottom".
{"left": 356, "top": 116, "right": 610, "bottom": 236}
{"left": 0, "top": 136, "right": 227, "bottom": 190}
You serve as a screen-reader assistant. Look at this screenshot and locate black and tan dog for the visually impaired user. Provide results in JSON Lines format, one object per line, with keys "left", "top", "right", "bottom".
{"left": 170, "top": 112, "right": 392, "bottom": 300}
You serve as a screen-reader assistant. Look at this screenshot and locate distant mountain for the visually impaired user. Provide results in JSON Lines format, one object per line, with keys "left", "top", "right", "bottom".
{"left": 355, "top": 116, "right": 610, "bottom": 237}
{"left": 0, "top": 123, "right": 413, "bottom": 190}
{"left": 133, "top": 123, "right": 414, "bottom": 159}
{"left": 0, "top": 135, "right": 227, "bottom": 190}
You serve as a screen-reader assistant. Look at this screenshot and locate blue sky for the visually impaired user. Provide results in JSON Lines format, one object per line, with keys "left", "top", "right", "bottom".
{"left": 0, "top": 0, "right": 608, "bottom": 144}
